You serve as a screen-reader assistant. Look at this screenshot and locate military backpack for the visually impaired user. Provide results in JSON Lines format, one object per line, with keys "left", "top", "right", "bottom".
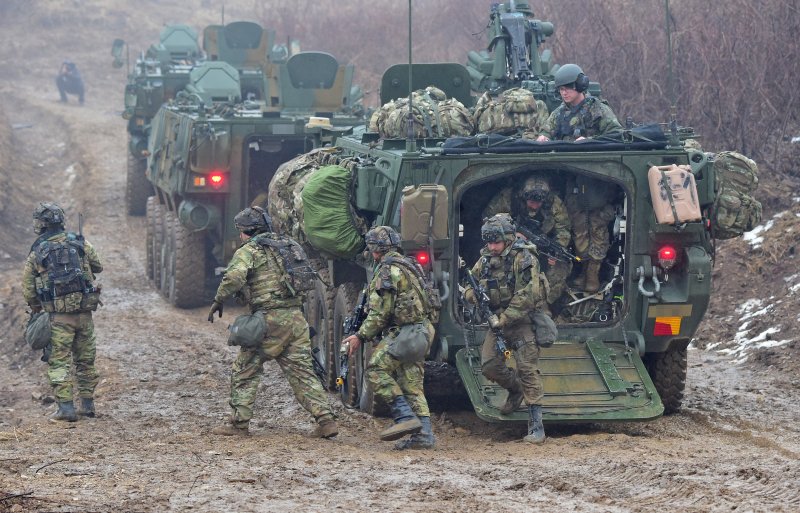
{"left": 257, "top": 235, "right": 317, "bottom": 296}
{"left": 711, "top": 151, "right": 762, "bottom": 240}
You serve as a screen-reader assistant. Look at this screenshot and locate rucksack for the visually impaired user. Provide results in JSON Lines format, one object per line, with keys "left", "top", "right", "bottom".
{"left": 711, "top": 151, "right": 762, "bottom": 240}
{"left": 384, "top": 255, "right": 442, "bottom": 319}
{"left": 34, "top": 233, "right": 88, "bottom": 301}
{"left": 473, "top": 87, "right": 549, "bottom": 135}
{"left": 257, "top": 235, "right": 318, "bottom": 296}
{"left": 376, "top": 87, "right": 473, "bottom": 139}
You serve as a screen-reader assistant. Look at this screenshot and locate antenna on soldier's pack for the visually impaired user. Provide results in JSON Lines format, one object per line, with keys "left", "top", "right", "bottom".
{"left": 405, "top": 0, "right": 418, "bottom": 154}
{"left": 665, "top": 0, "right": 679, "bottom": 145}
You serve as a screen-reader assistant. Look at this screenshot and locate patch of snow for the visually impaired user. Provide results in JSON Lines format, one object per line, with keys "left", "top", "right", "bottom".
{"left": 736, "top": 298, "right": 763, "bottom": 315}
{"left": 743, "top": 219, "right": 774, "bottom": 248}
{"left": 65, "top": 163, "right": 76, "bottom": 188}
{"left": 718, "top": 326, "right": 792, "bottom": 364}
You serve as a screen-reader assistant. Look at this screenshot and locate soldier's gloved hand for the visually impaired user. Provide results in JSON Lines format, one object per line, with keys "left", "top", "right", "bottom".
{"left": 464, "top": 289, "right": 476, "bottom": 305}
{"left": 488, "top": 314, "right": 502, "bottom": 330}
{"left": 207, "top": 301, "right": 223, "bottom": 323}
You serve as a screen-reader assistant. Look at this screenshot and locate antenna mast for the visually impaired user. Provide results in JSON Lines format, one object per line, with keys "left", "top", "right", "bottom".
{"left": 665, "top": 0, "right": 679, "bottom": 143}
{"left": 405, "top": 0, "right": 417, "bottom": 154}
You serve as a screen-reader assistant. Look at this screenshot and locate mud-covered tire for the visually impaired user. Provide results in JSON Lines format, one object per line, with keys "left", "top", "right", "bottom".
{"left": 145, "top": 197, "right": 162, "bottom": 281}
{"left": 644, "top": 346, "right": 687, "bottom": 415}
{"left": 159, "top": 211, "right": 176, "bottom": 299}
{"left": 306, "top": 269, "right": 336, "bottom": 390}
{"left": 126, "top": 153, "right": 151, "bottom": 216}
{"left": 332, "top": 283, "right": 361, "bottom": 407}
{"left": 169, "top": 215, "right": 207, "bottom": 308}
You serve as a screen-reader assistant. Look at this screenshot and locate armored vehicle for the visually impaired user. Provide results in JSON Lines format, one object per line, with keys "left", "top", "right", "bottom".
{"left": 112, "top": 25, "right": 204, "bottom": 216}
{"left": 143, "top": 21, "right": 363, "bottom": 308}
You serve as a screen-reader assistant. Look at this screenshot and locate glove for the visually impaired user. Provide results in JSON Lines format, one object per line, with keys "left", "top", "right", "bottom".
{"left": 464, "top": 289, "right": 476, "bottom": 305}
{"left": 488, "top": 314, "right": 501, "bottom": 330}
{"left": 207, "top": 301, "right": 223, "bottom": 323}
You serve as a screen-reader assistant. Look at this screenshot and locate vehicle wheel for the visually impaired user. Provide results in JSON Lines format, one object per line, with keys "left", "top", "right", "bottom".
{"left": 126, "top": 153, "right": 151, "bottom": 216}
{"left": 306, "top": 267, "right": 336, "bottom": 390}
{"left": 170, "top": 215, "right": 207, "bottom": 308}
{"left": 332, "top": 283, "right": 361, "bottom": 407}
{"left": 159, "top": 211, "right": 176, "bottom": 299}
{"left": 644, "top": 346, "right": 687, "bottom": 414}
{"left": 145, "top": 196, "right": 162, "bottom": 281}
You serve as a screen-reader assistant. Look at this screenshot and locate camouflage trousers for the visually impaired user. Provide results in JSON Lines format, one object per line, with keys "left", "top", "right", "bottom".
{"left": 565, "top": 197, "right": 616, "bottom": 261}
{"left": 48, "top": 312, "right": 99, "bottom": 403}
{"left": 367, "top": 322, "right": 434, "bottom": 417}
{"left": 481, "top": 322, "right": 543, "bottom": 405}
{"left": 543, "top": 258, "right": 572, "bottom": 305}
{"left": 228, "top": 308, "right": 333, "bottom": 427}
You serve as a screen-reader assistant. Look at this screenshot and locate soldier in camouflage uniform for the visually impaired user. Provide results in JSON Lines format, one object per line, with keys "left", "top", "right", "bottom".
{"left": 463, "top": 214, "right": 549, "bottom": 443}
{"left": 483, "top": 176, "right": 572, "bottom": 310}
{"left": 208, "top": 206, "right": 338, "bottom": 438}
{"left": 341, "top": 226, "right": 437, "bottom": 449}
{"left": 536, "top": 64, "right": 622, "bottom": 142}
{"left": 21, "top": 202, "right": 103, "bottom": 422}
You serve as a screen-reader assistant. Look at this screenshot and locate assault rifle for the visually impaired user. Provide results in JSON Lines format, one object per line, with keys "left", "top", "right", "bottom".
{"left": 337, "top": 287, "right": 368, "bottom": 388}
{"left": 515, "top": 218, "right": 581, "bottom": 263}
{"left": 463, "top": 268, "right": 511, "bottom": 359}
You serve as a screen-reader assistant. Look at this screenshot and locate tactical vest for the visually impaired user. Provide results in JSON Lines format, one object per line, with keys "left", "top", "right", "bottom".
{"left": 384, "top": 255, "right": 441, "bottom": 318}
{"left": 380, "top": 255, "right": 435, "bottom": 326}
{"left": 255, "top": 234, "right": 317, "bottom": 297}
{"left": 33, "top": 232, "right": 96, "bottom": 313}
{"left": 554, "top": 97, "right": 597, "bottom": 140}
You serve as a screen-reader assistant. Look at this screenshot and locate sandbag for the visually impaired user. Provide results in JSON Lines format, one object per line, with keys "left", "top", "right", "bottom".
{"left": 375, "top": 86, "right": 473, "bottom": 139}
{"left": 711, "top": 151, "right": 762, "bottom": 240}
{"left": 473, "top": 87, "right": 549, "bottom": 135}
{"left": 302, "top": 165, "right": 365, "bottom": 259}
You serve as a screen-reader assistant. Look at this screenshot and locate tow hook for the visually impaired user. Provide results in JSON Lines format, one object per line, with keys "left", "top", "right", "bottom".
{"left": 636, "top": 266, "right": 661, "bottom": 297}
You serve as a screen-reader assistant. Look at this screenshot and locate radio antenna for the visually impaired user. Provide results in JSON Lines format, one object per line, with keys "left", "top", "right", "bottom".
{"left": 405, "top": 0, "right": 417, "bottom": 154}
{"left": 665, "top": 0, "right": 679, "bottom": 144}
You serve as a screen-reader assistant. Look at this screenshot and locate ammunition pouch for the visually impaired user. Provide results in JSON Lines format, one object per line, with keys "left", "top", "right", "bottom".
{"left": 530, "top": 311, "right": 558, "bottom": 348}
{"left": 386, "top": 322, "right": 429, "bottom": 363}
{"left": 80, "top": 290, "right": 102, "bottom": 311}
{"left": 227, "top": 311, "right": 267, "bottom": 349}
{"left": 25, "top": 312, "right": 52, "bottom": 350}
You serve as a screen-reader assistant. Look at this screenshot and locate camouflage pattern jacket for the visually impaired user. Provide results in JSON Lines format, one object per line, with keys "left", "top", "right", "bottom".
{"left": 357, "top": 251, "right": 433, "bottom": 341}
{"left": 466, "top": 241, "right": 547, "bottom": 327}
{"left": 22, "top": 231, "right": 102, "bottom": 313}
{"left": 540, "top": 96, "right": 623, "bottom": 141}
{"left": 483, "top": 187, "right": 572, "bottom": 249}
{"left": 214, "top": 233, "right": 302, "bottom": 311}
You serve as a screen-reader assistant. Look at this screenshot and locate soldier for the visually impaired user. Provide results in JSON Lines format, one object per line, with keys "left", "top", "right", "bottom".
{"left": 341, "top": 226, "right": 437, "bottom": 450}
{"left": 21, "top": 202, "right": 103, "bottom": 422}
{"left": 483, "top": 175, "right": 572, "bottom": 310}
{"left": 208, "top": 206, "right": 338, "bottom": 438}
{"left": 536, "top": 64, "right": 622, "bottom": 142}
{"left": 56, "top": 61, "right": 85, "bottom": 105}
{"left": 463, "top": 214, "right": 548, "bottom": 443}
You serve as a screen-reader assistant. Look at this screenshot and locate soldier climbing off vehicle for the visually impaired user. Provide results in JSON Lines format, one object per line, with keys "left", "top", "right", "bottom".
{"left": 208, "top": 206, "right": 338, "bottom": 439}
{"left": 341, "top": 226, "right": 438, "bottom": 450}
{"left": 462, "top": 214, "right": 551, "bottom": 443}
{"left": 21, "top": 202, "right": 103, "bottom": 422}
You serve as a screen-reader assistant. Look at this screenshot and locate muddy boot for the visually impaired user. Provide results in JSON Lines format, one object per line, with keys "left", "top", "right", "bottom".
{"left": 312, "top": 416, "right": 339, "bottom": 439}
{"left": 523, "top": 405, "right": 546, "bottom": 444}
{"left": 211, "top": 422, "right": 250, "bottom": 436}
{"left": 395, "top": 416, "right": 435, "bottom": 450}
{"left": 499, "top": 381, "right": 524, "bottom": 415}
{"left": 583, "top": 260, "right": 602, "bottom": 293}
{"left": 78, "top": 398, "right": 95, "bottom": 418}
{"left": 379, "top": 396, "right": 422, "bottom": 442}
{"left": 50, "top": 401, "right": 78, "bottom": 423}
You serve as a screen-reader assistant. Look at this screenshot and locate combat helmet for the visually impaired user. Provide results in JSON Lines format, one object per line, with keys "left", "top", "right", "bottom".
{"left": 234, "top": 206, "right": 272, "bottom": 235}
{"left": 33, "top": 202, "right": 66, "bottom": 234}
{"left": 481, "top": 213, "right": 516, "bottom": 243}
{"left": 521, "top": 176, "right": 551, "bottom": 203}
{"left": 364, "top": 225, "right": 401, "bottom": 253}
{"left": 553, "top": 63, "right": 589, "bottom": 92}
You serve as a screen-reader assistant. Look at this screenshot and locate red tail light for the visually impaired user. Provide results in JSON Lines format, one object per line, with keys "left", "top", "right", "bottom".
{"left": 415, "top": 251, "right": 430, "bottom": 266}
{"left": 209, "top": 171, "right": 225, "bottom": 189}
{"left": 657, "top": 245, "right": 678, "bottom": 270}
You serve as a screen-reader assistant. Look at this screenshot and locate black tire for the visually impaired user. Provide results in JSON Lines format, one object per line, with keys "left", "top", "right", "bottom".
{"left": 151, "top": 200, "right": 165, "bottom": 287}
{"left": 159, "top": 211, "right": 176, "bottom": 299}
{"left": 644, "top": 346, "right": 687, "bottom": 414}
{"left": 306, "top": 268, "right": 336, "bottom": 390}
{"left": 332, "top": 283, "right": 361, "bottom": 407}
{"left": 169, "top": 215, "right": 207, "bottom": 308}
{"left": 126, "top": 153, "right": 151, "bottom": 216}
{"left": 145, "top": 196, "right": 161, "bottom": 281}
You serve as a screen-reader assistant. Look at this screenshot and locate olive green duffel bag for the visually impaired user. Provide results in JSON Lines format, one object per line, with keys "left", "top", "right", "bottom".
{"left": 25, "top": 312, "right": 52, "bottom": 350}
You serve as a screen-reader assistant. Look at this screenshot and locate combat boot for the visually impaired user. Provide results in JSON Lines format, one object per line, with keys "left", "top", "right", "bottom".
{"left": 379, "top": 396, "right": 422, "bottom": 442}
{"left": 211, "top": 422, "right": 250, "bottom": 436}
{"left": 312, "top": 416, "right": 339, "bottom": 439}
{"left": 78, "top": 398, "right": 95, "bottom": 418}
{"left": 583, "top": 260, "right": 602, "bottom": 293}
{"left": 50, "top": 401, "right": 78, "bottom": 423}
{"left": 499, "top": 381, "right": 524, "bottom": 415}
{"left": 523, "top": 405, "right": 546, "bottom": 444}
{"left": 395, "top": 416, "right": 435, "bottom": 450}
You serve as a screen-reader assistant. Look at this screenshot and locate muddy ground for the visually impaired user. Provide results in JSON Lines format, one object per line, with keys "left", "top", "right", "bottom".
{"left": 1, "top": 2, "right": 799, "bottom": 512}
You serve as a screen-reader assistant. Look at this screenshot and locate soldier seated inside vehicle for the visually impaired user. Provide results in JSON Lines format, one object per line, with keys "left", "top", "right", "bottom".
{"left": 458, "top": 167, "right": 625, "bottom": 325}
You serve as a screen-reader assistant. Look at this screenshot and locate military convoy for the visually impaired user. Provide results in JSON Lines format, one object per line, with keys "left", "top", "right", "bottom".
{"left": 127, "top": 4, "right": 760, "bottom": 424}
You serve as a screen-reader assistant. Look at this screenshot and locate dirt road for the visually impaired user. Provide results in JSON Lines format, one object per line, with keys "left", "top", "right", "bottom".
{"left": 1, "top": 4, "right": 799, "bottom": 513}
